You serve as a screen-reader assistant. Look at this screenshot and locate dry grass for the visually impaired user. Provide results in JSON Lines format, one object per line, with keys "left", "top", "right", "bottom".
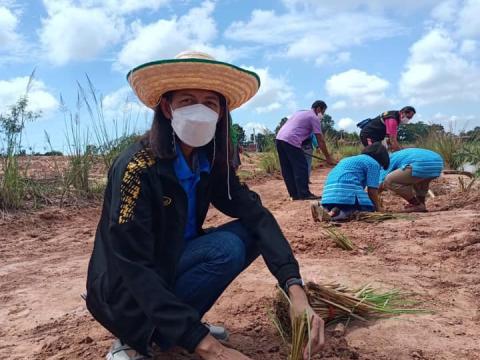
{"left": 272, "top": 281, "right": 427, "bottom": 340}
{"left": 353, "top": 212, "right": 413, "bottom": 223}
{"left": 322, "top": 227, "right": 354, "bottom": 250}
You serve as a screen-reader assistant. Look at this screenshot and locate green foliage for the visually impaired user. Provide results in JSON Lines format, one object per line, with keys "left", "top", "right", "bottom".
{"left": 418, "top": 128, "right": 464, "bottom": 170}
{"left": 232, "top": 123, "right": 246, "bottom": 144}
{"left": 275, "top": 117, "right": 288, "bottom": 134}
{"left": 321, "top": 114, "right": 335, "bottom": 135}
{"left": 254, "top": 130, "right": 276, "bottom": 152}
{"left": 0, "top": 73, "right": 42, "bottom": 210}
{"left": 60, "top": 93, "right": 95, "bottom": 197}
{"left": 259, "top": 150, "right": 280, "bottom": 174}
{"left": 398, "top": 122, "right": 445, "bottom": 143}
{"left": 79, "top": 75, "right": 139, "bottom": 170}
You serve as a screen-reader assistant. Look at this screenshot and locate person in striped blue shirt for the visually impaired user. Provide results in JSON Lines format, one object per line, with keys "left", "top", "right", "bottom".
{"left": 311, "top": 143, "right": 390, "bottom": 222}
{"left": 379, "top": 148, "right": 444, "bottom": 212}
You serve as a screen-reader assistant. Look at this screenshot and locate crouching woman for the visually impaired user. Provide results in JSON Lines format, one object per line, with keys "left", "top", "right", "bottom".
{"left": 379, "top": 148, "right": 444, "bottom": 212}
{"left": 86, "top": 51, "right": 324, "bottom": 360}
{"left": 311, "top": 143, "right": 389, "bottom": 222}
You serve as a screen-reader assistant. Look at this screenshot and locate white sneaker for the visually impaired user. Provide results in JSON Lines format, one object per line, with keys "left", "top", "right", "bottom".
{"left": 204, "top": 323, "right": 229, "bottom": 341}
{"left": 106, "top": 339, "right": 151, "bottom": 360}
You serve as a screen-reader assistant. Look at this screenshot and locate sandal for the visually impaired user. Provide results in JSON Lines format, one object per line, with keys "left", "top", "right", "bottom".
{"left": 310, "top": 202, "right": 331, "bottom": 222}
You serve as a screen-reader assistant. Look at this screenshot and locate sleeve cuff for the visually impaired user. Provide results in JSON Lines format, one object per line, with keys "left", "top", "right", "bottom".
{"left": 275, "top": 263, "right": 301, "bottom": 289}
{"left": 178, "top": 322, "right": 210, "bottom": 353}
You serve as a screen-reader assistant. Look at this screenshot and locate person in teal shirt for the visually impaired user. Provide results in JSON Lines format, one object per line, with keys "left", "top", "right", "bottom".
{"left": 380, "top": 148, "right": 444, "bottom": 212}
{"left": 311, "top": 143, "right": 389, "bottom": 222}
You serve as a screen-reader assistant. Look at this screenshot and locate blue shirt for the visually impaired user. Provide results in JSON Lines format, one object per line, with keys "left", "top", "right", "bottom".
{"left": 173, "top": 144, "right": 210, "bottom": 241}
{"left": 321, "top": 154, "right": 381, "bottom": 207}
{"left": 380, "top": 148, "right": 444, "bottom": 182}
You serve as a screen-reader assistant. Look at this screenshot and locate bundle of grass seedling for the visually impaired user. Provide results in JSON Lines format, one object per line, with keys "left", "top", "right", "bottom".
{"left": 270, "top": 288, "right": 312, "bottom": 360}
{"left": 272, "top": 281, "right": 426, "bottom": 342}
{"left": 352, "top": 212, "right": 412, "bottom": 223}
{"left": 322, "top": 227, "right": 354, "bottom": 250}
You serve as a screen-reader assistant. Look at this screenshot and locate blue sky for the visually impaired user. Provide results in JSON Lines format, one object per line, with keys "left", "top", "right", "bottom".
{"left": 1, "top": 0, "right": 479, "bottom": 153}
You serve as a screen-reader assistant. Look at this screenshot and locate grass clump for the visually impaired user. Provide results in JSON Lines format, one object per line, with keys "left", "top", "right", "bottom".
{"left": 0, "top": 72, "right": 41, "bottom": 210}
{"left": 323, "top": 227, "right": 354, "bottom": 250}
{"left": 353, "top": 212, "right": 413, "bottom": 223}
{"left": 458, "top": 176, "right": 476, "bottom": 193}
{"left": 420, "top": 129, "right": 464, "bottom": 170}
{"left": 270, "top": 287, "right": 311, "bottom": 360}
{"left": 273, "top": 281, "right": 427, "bottom": 339}
{"left": 259, "top": 151, "right": 280, "bottom": 174}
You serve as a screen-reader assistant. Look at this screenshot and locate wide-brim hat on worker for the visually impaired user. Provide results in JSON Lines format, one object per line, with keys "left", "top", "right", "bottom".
{"left": 127, "top": 51, "right": 261, "bottom": 111}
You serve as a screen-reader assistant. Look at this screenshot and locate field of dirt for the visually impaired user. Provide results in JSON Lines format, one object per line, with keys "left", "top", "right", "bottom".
{"left": 1, "top": 160, "right": 479, "bottom": 359}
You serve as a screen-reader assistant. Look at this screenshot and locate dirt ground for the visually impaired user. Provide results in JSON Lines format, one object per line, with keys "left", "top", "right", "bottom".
{"left": 1, "top": 164, "right": 479, "bottom": 360}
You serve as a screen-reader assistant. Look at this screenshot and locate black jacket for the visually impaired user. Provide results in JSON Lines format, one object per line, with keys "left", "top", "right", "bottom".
{"left": 86, "top": 141, "right": 300, "bottom": 355}
{"left": 360, "top": 110, "right": 400, "bottom": 142}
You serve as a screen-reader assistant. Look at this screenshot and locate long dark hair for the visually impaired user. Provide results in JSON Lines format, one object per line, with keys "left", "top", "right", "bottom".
{"left": 141, "top": 92, "right": 233, "bottom": 175}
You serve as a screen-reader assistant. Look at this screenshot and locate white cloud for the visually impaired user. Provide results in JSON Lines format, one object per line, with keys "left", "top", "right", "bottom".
{"left": 337, "top": 117, "right": 354, "bottom": 130}
{"left": 40, "top": 1, "right": 125, "bottom": 65}
{"left": 431, "top": 0, "right": 458, "bottom": 23}
{"left": 326, "top": 69, "right": 392, "bottom": 108}
{"left": 281, "top": 0, "right": 438, "bottom": 13}
{"left": 225, "top": 7, "right": 402, "bottom": 63}
{"left": 457, "top": 0, "right": 480, "bottom": 37}
{"left": 0, "top": 6, "right": 18, "bottom": 50}
{"left": 102, "top": 86, "right": 151, "bottom": 119}
{"left": 99, "top": 0, "right": 169, "bottom": 15}
{"left": 460, "top": 39, "right": 477, "bottom": 54}
{"left": 0, "top": 76, "right": 58, "bottom": 115}
{"left": 244, "top": 122, "right": 268, "bottom": 135}
{"left": 429, "top": 112, "right": 476, "bottom": 131}
{"left": 43, "top": 0, "right": 170, "bottom": 15}
{"left": 115, "top": 1, "right": 240, "bottom": 69}
{"left": 400, "top": 28, "right": 480, "bottom": 104}
{"left": 331, "top": 100, "right": 347, "bottom": 110}
{"left": 238, "top": 66, "right": 296, "bottom": 114}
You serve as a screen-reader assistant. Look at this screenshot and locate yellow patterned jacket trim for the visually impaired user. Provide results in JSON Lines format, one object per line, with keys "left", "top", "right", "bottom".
{"left": 118, "top": 149, "right": 156, "bottom": 224}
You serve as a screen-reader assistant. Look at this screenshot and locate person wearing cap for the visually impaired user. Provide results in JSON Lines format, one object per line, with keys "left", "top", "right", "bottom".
{"left": 311, "top": 143, "right": 390, "bottom": 222}
{"left": 85, "top": 51, "right": 324, "bottom": 360}
{"left": 276, "top": 101, "right": 336, "bottom": 200}
{"left": 357, "top": 106, "right": 416, "bottom": 151}
{"left": 379, "top": 148, "right": 444, "bottom": 212}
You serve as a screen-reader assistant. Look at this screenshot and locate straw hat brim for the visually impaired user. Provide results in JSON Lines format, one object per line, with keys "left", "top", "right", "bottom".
{"left": 127, "top": 58, "right": 260, "bottom": 110}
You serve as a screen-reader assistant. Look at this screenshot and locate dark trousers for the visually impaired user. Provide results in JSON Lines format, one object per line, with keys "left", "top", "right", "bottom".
{"left": 275, "top": 139, "right": 311, "bottom": 199}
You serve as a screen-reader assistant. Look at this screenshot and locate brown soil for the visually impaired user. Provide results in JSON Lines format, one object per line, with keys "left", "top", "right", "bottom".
{"left": 1, "top": 165, "right": 479, "bottom": 359}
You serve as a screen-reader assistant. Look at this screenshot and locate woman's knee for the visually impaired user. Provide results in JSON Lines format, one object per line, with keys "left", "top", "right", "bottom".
{"left": 208, "top": 231, "right": 246, "bottom": 272}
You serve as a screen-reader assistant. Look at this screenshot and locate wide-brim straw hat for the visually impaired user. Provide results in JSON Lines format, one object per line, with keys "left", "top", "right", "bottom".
{"left": 126, "top": 51, "right": 261, "bottom": 111}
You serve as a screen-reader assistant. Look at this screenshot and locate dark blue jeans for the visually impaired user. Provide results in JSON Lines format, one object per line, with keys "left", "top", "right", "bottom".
{"left": 173, "top": 220, "right": 259, "bottom": 317}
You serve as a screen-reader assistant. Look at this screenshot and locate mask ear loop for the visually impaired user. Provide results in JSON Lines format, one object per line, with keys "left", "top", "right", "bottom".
{"left": 226, "top": 113, "right": 232, "bottom": 200}
{"left": 211, "top": 136, "right": 216, "bottom": 172}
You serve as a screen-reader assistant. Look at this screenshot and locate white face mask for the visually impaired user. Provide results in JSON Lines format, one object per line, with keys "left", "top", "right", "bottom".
{"left": 400, "top": 115, "right": 410, "bottom": 124}
{"left": 171, "top": 104, "right": 219, "bottom": 147}
{"left": 317, "top": 112, "right": 324, "bottom": 121}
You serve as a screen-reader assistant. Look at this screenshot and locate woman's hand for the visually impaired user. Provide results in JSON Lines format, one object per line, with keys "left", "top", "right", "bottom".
{"left": 288, "top": 285, "right": 325, "bottom": 359}
{"left": 195, "top": 334, "right": 253, "bottom": 360}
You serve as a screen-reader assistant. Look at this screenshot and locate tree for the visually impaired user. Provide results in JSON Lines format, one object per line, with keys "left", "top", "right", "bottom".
{"left": 255, "top": 130, "right": 276, "bottom": 152}
{"left": 398, "top": 122, "right": 430, "bottom": 143}
{"left": 398, "top": 122, "right": 446, "bottom": 143}
{"left": 275, "top": 117, "right": 288, "bottom": 134}
{"left": 321, "top": 114, "right": 335, "bottom": 135}
{"left": 232, "top": 123, "right": 246, "bottom": 144}
{"left": 0, "top": 96, "right": 41, "bottom": 156}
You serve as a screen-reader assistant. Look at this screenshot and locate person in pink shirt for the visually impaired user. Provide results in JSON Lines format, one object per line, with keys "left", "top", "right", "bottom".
{"left": 358, "top": 106, "right": 416, "bottom": 151}
{"left": 276, "top": 100, "right": 335, "bottom": 200}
